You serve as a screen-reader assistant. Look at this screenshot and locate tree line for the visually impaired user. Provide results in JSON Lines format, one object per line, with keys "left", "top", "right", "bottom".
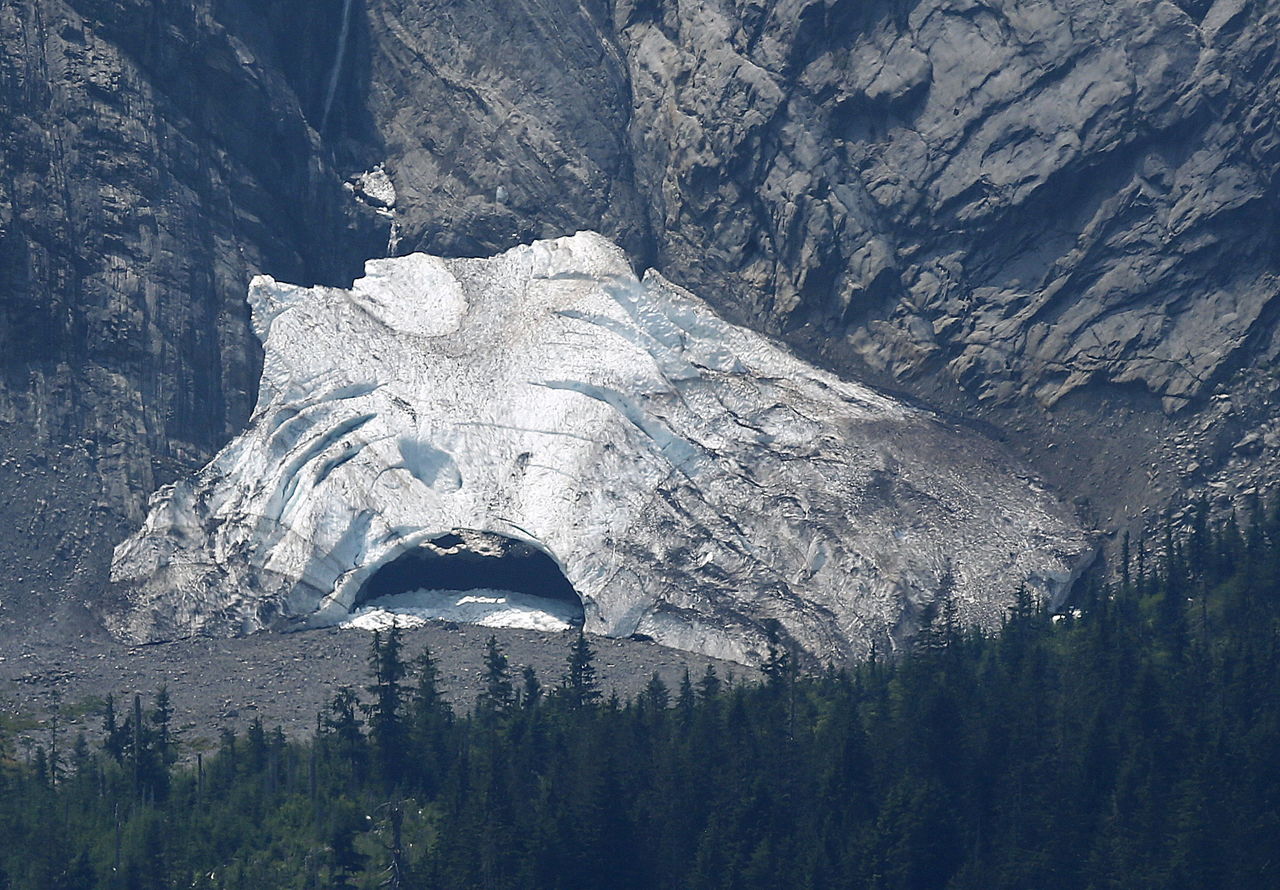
{"left": 2, "top": 497, "right": 1280, "bottom": 887}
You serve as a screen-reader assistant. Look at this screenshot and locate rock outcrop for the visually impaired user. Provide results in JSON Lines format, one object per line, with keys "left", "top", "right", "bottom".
{"left": 0, "top": 0, "right": 388, "bottom": 628}
{"left": 610, "top": 0, "right": 1280, "bottom": 417}
{"left": 110, "top": 233, "right": 1088, "bottom": 663}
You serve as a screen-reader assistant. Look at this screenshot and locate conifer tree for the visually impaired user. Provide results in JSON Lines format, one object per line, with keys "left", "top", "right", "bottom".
{"left": 328, "top": 799, "right": 369, "bottom": 890}
{"left": 677, "top": 668, "right": 696, "bottom": 727}
{"left": 127, "top": 693, "right": 148, "bottom": 801}
{"left": 762, "top": 644, "right": 791, "bottom": 686}
{"left": 521, "top": 665, "right": 542, "bottom": 708}
{"left": 324, "top": 687, "right": 367, "bottom": 785}
{"left": 563, "top": 630, "right": 601, "bottom": 710}
{"left": 44, "top": 702, "right": 61, "bottom": 790}
{"left": 1121, "top": 530, "right": 1132, "bottom": 595}
{"left": 408, "top": 644, "right": 448, "bottom": 725}
{"left": 697, "top": 664, "right": 721, "bottom": 701}
{"left": 215, "top": 726, "right": 237, "bottom": 788}
{"left": 407, "top": 643, "right": 451, "bottom": 796}
{"left": 149, "top": 686, "right": 175, "bottom": 791}
{"left": 70, "top": 731, "right": 90, "bottom": 781}
{"left": 4, "top": 506, "right": 1280, "bottom": 889}
{"left": 477, "top": 635, "right": 515, "bottom": 717}
{"left": 645, "top": 672, "right": 670, "bottom": 711}
{"left": 247, "top": 716, "right": 268, "bottom": 773}
{"left": 412, "top": 645, "right": 449, "bottom": 717}
{"left": 32, "top": 745, "right": 48, "bottom": 788}
{"left": 365, "top": 624, "right": 408, "bottom": 787}
{"left": 101, "top": 693, "right": 125, "bottom": 764}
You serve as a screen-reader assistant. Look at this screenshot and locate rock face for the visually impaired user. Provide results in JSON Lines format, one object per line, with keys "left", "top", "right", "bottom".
{"left": 0, "top": 0, "right": 388, "bottom": 628}
{"left": 3, "top": 0, "right": 1279, "bottom": 635}
{"left": 610, "top": 0, "right": 1280, "bottom": 419}
{"left": 110, "top": 233, "right": 1088, "bottom": 663}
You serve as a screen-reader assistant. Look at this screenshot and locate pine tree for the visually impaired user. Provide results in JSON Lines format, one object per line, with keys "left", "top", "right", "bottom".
{"left": 1158, "top": 516, "right": 1190, "bottom": 656}
{"left": 32, "top": 745, "right": 49, "bottom": 788}
{"left": 697, "top": 664, "right": 722, "bottom": 701}
{"left": 477, "top": 635, "right": 515, "bottom": 718}
{"left": 762, "top": 644, "right": 791, "bottom": 686}
{"left": 269, "top": 724, "right": 287, "bottom": 794}
{"left": 365, "top": 624, "right": 408, "bottom": 787}
{"left": 407, "top": 644, "right": 451, "bottom": 796}
{"left": 327, "top": 799, "right": 369, "bottom": 890}
{"left": 1121, "top": 531, "right": 1133, "bottom": 596}
{"left": 101, "top": 694, "right": 125, "bottom": 764}
{"left": 563, "top": 630, "right": 601, "bottom": 710}
{"left": 677, "top": 669, "right": 696, "bottom": 728}
{"left": 45, "top": 719, "right": 62, "bottom": 791}
{"left": 521, "top": 665, "right": 542, "bottom": 708}
{"left": 324, "top": 687, "right": 366, "bottom": 785}
{"left": 247, "top": 716, "right": 268, "bottom": 773}
{"left": 143, "top": 687, "right": 176, "bottom": 800}
{"left": 409, "top": 645, "right": 450, "bottom": 724}
{"left": 127, "top": 692, "right": 151, "bottom": 801}
{"left": 59, "top": 850, "right": 95, "bottom": 890}
{"left": 70, "top": 731, "right": 90, "bottom": 781}
{"left": 645, "top": 672, "right": 671, "bottom": 711}
{"left": 3, "top": 506, "right": 1280, "bottom": 890}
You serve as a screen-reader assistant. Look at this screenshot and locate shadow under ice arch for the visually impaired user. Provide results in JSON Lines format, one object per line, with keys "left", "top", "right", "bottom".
{"left": 313, "top": 528, "right": 585, "bottom": 630}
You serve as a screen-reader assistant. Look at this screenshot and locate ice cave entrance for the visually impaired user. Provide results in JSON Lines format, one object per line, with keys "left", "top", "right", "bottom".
{"left": 342, "top": 530, "right": 584, "bottom": 633}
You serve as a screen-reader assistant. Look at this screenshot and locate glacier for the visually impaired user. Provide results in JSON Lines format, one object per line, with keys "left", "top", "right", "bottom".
{"left": 109, "top": 232, "right": 1090, "bottom": 663}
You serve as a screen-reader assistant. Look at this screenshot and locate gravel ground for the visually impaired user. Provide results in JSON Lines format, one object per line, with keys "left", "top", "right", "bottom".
{"left": 0, "top": 622, "right": 753, "bottom": 757}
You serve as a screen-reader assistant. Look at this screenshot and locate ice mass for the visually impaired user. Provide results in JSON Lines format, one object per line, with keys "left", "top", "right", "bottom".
{"left": 110, "top": 232, "right": 1089, "bottom": 663}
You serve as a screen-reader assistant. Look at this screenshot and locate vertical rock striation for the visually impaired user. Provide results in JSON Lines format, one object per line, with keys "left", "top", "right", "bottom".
{"left": 0, "top": 0, "right": 386, "bottom": 627}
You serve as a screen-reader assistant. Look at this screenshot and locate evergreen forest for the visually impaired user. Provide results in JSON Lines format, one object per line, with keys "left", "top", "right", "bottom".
{"left": 3, "top": 502, "right": 1280, "bottom": 889}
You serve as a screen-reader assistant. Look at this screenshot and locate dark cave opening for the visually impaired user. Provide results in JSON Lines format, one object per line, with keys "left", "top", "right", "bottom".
{"left": 352, "top": 531, "right": 583, "bottom": 618}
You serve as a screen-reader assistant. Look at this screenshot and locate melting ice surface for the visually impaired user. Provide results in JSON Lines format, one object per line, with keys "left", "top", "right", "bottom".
{"left": 110, "top": 231, "right": 1090, "bottom": 664}
{"left": 341, "top": 588, "right": 581, "bottom": 633}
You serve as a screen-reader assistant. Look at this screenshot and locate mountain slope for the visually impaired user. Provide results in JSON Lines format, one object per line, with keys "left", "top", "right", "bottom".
{"left": 1, "top": 0, "right": 1277, "bottom": 634}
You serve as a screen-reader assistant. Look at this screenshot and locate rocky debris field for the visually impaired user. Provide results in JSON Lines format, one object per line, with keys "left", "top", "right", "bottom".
{"left": 0, "top": 623, "right": 750, "bottom": 758}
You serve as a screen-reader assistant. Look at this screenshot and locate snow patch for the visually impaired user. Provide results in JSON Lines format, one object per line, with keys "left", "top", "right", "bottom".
{"left": 350, "top": 253, "right": 465, "bottom": 336}
{"left": 341, "top": 588, "right": 580, "bottom": 633}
